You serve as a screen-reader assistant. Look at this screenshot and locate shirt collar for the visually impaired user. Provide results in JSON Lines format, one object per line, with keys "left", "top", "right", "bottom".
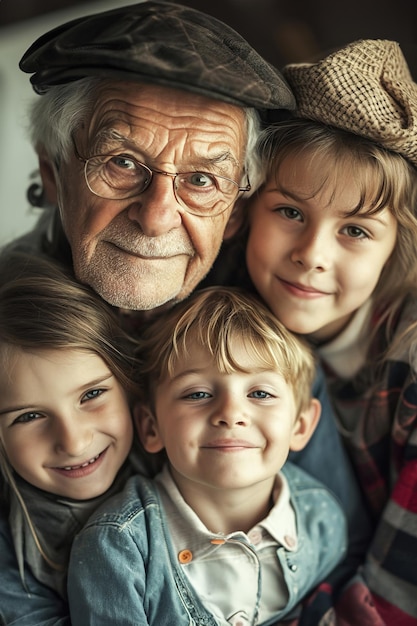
{"left": 154, "top": 464, "right": 298, "bottom": 556}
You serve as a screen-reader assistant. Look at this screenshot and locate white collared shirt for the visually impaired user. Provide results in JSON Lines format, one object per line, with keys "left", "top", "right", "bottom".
{"left": 155, "top": 465, "right": 297, "bottom": 625}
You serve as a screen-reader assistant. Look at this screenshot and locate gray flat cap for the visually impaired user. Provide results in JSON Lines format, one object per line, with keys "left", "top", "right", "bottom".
{"left": 19, "top": 0, "right": 295, "bottom": 115}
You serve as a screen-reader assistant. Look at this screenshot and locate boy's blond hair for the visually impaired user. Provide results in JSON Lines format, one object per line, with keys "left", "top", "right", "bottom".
{"left": 138, "top": 287, "right": 316, "bottom": 415}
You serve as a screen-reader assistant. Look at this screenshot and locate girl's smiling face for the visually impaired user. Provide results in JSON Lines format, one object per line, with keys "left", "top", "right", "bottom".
{"left": 0, "top": 348, "right": 133, "bottom": 500}
{"left": 246, "top": 152, "right": 398, "bottom": 343}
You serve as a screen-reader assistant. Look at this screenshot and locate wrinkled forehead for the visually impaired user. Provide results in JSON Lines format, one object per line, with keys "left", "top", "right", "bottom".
{"left": 80, "top": 81, "right": 247, "bottom": 167}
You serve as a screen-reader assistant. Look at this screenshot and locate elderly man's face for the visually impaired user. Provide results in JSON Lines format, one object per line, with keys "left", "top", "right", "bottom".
{"left": 48, "top": 82, "right": 246, "bottom": 310}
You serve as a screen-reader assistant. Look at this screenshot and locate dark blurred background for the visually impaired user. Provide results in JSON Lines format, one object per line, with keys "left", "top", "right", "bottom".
{"left": 1, "top": 0, "right": 416, "bottom": 72}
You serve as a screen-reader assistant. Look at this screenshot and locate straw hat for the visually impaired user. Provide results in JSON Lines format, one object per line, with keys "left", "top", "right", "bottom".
{"left": 283, "top": 39, "right": 417, "bottom": 167}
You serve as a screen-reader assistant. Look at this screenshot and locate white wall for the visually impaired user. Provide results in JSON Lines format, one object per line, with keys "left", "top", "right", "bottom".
{"left": 0, "top": 0, "right": 141, "bottom": 246}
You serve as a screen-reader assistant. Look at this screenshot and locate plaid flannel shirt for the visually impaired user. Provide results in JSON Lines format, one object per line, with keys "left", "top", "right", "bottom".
{"left": 314, "top": 295, "right": 417, "bottom": 626}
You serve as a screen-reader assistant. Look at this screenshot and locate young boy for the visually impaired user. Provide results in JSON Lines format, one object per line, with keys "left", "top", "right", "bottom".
{"left": 67, "top": 287, "right": 346, "bottom": 626}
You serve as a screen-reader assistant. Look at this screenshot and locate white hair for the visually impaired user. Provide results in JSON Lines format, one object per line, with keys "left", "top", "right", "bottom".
{"left": 28, "top": 78, "right": 263, "bottom": 195}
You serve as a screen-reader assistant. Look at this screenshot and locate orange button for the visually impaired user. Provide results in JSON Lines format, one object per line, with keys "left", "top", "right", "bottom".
{"left": 210, "top": 538, "right": 226, "bottom": 545}
{"left": 178, "top": 549, "right": 193, "bottom": 564}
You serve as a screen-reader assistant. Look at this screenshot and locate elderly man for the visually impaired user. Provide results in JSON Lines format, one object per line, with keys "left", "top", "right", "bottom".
{"left": 0, "top": 2, "right": 300, "bottom": 623}
{"left": 11, "top": 0, "right": 294, "bottom": 313}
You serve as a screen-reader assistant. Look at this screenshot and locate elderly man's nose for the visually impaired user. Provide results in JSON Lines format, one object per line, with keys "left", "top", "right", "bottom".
{"left": 127, "top": 175, "right": 183, "bottom": 236}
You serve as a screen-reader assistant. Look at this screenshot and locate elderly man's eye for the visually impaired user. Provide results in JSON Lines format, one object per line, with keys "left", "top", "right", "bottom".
{"left": 104, "top": 156, "right": 146, "bottom": 183}
{"left": 187, "top": 172, "right": 216, "bottom": 188}
{"left": 110, "top": 156, "right": 137, "bottom": 170}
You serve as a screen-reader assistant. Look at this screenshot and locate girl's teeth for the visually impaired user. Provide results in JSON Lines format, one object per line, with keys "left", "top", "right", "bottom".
{"left": 62, "top": 453, "right": 100, "bottom": 471}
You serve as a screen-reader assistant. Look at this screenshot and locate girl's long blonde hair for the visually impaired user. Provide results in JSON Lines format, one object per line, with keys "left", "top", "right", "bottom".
{"left": 0, "top": 251, "right": 140, "bottom": 568}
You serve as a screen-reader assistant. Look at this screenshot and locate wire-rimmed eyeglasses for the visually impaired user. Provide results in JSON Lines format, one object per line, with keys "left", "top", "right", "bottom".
{"left": 72, "top": 138, "right": 251, "bottom": 217}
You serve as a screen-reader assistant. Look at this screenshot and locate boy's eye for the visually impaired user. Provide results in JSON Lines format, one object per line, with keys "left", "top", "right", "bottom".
{"left": 13, "top": 411, "right": 42, "bottom": 425}
{"left": 184, "top": 391, "right": 212, "bottom": 400}
{"left": 278, "top": 206, "right": 303, "bottom": 221}
{"left": 248, "top": 390, "right": 271, "bottom": 399}
{"left": 82, "top": 388, "right": 105, "bottom": 403}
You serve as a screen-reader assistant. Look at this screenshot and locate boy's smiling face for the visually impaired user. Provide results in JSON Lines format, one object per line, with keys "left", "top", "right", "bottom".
{"left": 246, "top": 153, "right": 398, "bottom": 343}
{"left": 137, "top": 335, "right": 319, "bottom": 507}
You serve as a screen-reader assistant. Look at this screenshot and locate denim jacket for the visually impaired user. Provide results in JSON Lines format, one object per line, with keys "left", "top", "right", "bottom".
{"left": 68, "top": 463, "right": 347, "bottom": 626}
{"left": 0, "top": 515, "right": 69, "bottom": 626}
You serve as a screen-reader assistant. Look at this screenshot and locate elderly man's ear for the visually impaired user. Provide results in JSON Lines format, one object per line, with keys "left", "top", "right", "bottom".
{"left": 38, "top": 148, "right": 59, "bottom": 206}
{"left": 223, "top": 197, "right": 248, "bottom": 240}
